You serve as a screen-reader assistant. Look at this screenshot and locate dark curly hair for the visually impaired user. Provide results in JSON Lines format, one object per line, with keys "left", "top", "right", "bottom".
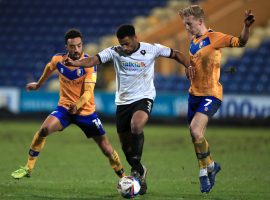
{"left": 64, "top": 28, "right": 82, "bottom": 44}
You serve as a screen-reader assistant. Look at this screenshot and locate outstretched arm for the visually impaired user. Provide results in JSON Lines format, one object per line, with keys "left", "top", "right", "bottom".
{"left": 63, "top": 55, "right": 100, "bottom": 68}
{"left": 170, "top": 49, "right": 195, "bottom": 79}
{"left": 239, "top": 10, "right": 255, "bottom": 46}
{"left": 26, "top": 63, "right": 55, "bottom": 91}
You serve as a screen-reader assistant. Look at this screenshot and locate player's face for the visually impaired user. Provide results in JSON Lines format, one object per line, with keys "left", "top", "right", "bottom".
{"left": 118, "top": 36, "right": 138, "bottom": 55}
{"left": 66, "top": 37, "right": 83, "bottom": 60}
{"left": 182, "top": 15, "right": 202, "bottom": 36}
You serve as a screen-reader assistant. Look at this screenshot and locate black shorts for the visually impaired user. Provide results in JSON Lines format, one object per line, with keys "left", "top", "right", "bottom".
{"left": 116, "top": 98, "right": 154, "bottom": 133}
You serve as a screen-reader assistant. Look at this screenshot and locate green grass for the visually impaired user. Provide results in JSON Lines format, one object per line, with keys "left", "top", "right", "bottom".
{"left": 0, "top": 121, "right": 270, "bottom": 200}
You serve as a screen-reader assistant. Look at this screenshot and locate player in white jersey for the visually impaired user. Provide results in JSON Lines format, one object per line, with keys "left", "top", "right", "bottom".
{"left": 64, "top": 24, "right": 194, "bottom": 195}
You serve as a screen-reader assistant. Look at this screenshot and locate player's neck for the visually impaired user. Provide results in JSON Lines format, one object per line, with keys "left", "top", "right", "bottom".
{"left": 198, "top": 26, "right": 208, "bottom": 36}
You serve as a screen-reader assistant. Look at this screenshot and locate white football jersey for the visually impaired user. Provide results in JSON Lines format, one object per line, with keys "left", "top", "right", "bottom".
{"left": 97, "top": 42, "right": 172, "bottom": 105}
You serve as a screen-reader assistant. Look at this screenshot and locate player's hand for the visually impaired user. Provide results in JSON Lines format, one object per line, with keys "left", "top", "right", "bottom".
{"left": 26, "top": 82, "right": 40, "bottom": 91}
{"left": 62, "top": 55, "right": 74, "bottom": 66}
{"left": 185, "top": 65, "right": 195, "bottom": 80}
{"left": 68, "top": 104, "right": 78, "bottom": 114}
{"left": 244, "top": 10, "right": 255, "bottom": 28}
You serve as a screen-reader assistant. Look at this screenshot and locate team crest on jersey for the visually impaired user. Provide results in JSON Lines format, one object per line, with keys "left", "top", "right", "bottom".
{"left": 77, "top": 69, "right": 83, "bottom": 77}
{"left": 199, "top": 41, "right": 204, "bottom": 48}
{"left": 60, "top": 68, "right": 64, "bottom": 74}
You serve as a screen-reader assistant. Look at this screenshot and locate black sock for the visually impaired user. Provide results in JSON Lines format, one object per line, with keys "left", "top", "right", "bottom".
{"left": 130, "top": 133, "right": 144, "bottom": 175}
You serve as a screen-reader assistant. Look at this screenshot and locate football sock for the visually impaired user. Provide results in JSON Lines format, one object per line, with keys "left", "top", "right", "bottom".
{"left": 26, "top": 132, "right": 46, "bottom": 170}
{"left": 193, "top": 137, "right": 213, "bottom": 169}
{"left": 207, "top": 161, "right": 215, "bottom": 172}
{"left": 109, "top": 150, "right": 125, "bottom": 178}
{"left": 129, "top": 133, "right": 144, "bottom": 176}
{"left": 199, "top": 168, "right": 208, "bottom": 177}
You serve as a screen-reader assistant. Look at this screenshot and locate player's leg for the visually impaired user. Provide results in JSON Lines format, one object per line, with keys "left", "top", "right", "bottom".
{"left": 188, "top": 95, "right": 222, "bottom": 192}
{"left": 11, "top": 106, "right": 70, "bottom": 179}
{"left": 11, "top": 115, "right": 63, "bottom": 179}
{"left": 129, "top": 110, "right": 148, "bottom": 176}
{"left": 28, "top": 115, "right": 63, "bottom": 168}
{"left": 189, "top": 112, "right": 211, "bottom": 193}
{"left": 76, "top": 112, "right": 125, "bottom": 178}
{"left": 205, "top": 122, "right": 221, "bottom": 189}
{"left": 116, "top": 99, "right": 153, "bottom": 195}
{"left": 129, "top": 99, "right": 152, "bottom": 195}
{"left": 118, "top": 130, "right": 148, "bottom": 195}
{"left": 92, "top": 135, "right": 125, "bottom": 178}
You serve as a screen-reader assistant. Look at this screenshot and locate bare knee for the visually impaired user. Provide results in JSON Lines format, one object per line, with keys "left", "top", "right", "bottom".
{"left": 130, "top": 122, "right": 143, "bottom": 134}
{"left": 39, "top": 127, "right": 50, "bottom": 137}
{"left": 189, "top": 124, "right": 203, "bottom": 142}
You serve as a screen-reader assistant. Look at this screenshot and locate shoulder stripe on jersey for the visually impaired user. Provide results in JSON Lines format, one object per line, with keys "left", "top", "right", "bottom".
{"left": 96, "top": 54, "right": 102, "bottom": 64}
{"left": 190, "top": 37, "right": 211, "bottom": 55}
{"left": 56, "top": 62, "right": 86, "bottom": 80}
{"left": 169, "top": 48, "right": 173, "bottom": 58}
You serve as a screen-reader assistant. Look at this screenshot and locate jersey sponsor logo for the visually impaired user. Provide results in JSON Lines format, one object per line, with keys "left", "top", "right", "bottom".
{"left": 60, "top": 76, "right": 84, "bottom": 85}
{"left": 121, "top": 61, "right": 146, "bottom": 71}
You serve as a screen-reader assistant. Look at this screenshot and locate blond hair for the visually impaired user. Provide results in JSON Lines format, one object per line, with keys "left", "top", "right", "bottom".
{"left": 179, "top": 5, "right": 205, "bottom": 19}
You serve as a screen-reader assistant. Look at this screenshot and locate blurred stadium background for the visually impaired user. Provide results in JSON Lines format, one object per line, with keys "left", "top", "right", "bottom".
{"left": 0, "top": 0, "right": 270, "bottom": 125}
{"left": 1, "top": 1, "right": 270, "bottom": 199}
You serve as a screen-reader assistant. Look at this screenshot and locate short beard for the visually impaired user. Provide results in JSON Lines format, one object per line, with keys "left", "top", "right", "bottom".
{"left": 69, "top": 53, "right": 81, "bottom": 60}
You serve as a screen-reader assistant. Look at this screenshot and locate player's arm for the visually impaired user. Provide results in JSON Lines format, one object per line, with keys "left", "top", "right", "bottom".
{"left": 26, "top": 63, "right": 55, "bottom": 91}
{"left": 170, "top": 49, "right": 195, "bottom": 79}
{"left": 238, "top": 10, "right": 255, "bottom": 47}
{"left": 216, "top": 10, "right": 255, "bottom": 48}
{"left": 63, "top": 55, "right": 100, "bottom": 68}
{"left": 68, "top": 82, "right": 95, "bottom": 114}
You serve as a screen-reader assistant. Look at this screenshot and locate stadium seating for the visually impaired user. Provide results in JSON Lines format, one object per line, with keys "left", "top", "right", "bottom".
{"left": 0, "top": 0, "right": 168, "bottom": 88}
{"left": 0, "top": 0, "right": 269, "bottom": 95}
{"left": 221, "top": 39, "right": 270, "bottom": 94}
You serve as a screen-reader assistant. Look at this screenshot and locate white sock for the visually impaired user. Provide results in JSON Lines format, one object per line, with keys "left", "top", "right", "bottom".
{"left": 199, "top": 168, "right": 207, "bottom": 177}
{"left": 207, "top": 162, "right": 215, "bottom": 172}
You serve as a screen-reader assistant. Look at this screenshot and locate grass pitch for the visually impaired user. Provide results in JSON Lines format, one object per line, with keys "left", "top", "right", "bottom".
{"left": 0, "top": 120, "right": 269, "bottom": 200}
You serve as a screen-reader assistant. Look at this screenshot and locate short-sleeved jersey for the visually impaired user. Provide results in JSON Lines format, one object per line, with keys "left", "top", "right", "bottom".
{"left": 189, "top": 30, "right": 242, "bottom": 100}
{"left": 97, "top": 42, "right": 172, "bottom": 105}
{"left": 48, "top": 53, "right": 97, "bottom": 115}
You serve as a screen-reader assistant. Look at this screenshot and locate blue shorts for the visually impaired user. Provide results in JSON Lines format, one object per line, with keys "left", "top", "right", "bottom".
{"left": 187, "top": 94, "right": 222, "bottom": 124}
{"left": 50, "top": 106, "right": 106, "bottom": 138}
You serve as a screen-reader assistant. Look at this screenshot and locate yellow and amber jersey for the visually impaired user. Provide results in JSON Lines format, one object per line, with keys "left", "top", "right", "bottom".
{"left": 48, "top": 53, "right": 97, "bottom": 115}
{"left": 189, "top": 30, "right": 243, "bottom": 100}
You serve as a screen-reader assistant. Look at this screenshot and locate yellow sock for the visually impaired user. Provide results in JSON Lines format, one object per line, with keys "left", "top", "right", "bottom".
{"left": 193, "top": 137, "right": 213, "bottom": 169}
{"left": 108, "top": 150, "right": 125, "bottom": 178}
{"left": 26, "top": 132, "right": 46, "bottom": 170}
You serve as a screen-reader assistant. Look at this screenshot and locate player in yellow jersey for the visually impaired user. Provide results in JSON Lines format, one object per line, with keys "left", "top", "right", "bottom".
{"left": 11, "top": 29, "right": 125, "bottom": 179}
{"left": 179, "top": 5, "right": 255, "bottom": 193}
